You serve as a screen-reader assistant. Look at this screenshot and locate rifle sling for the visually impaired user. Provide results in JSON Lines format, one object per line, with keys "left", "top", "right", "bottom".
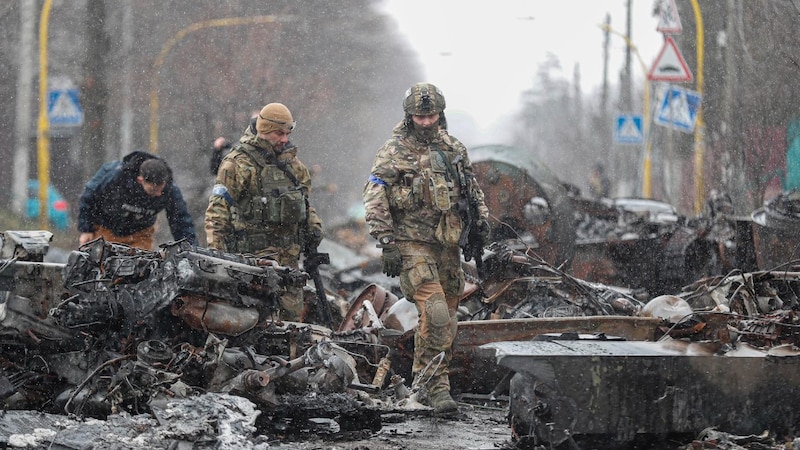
{"left": 433, "top": 146, "right": 465, "bottom": 194}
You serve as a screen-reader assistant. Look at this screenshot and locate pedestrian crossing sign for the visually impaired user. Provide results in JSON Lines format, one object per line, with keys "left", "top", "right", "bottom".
{"left": 654, "top": 85, "right": 701, "bottom": 133}
{"left": 656, "top": 0, "right": 682, "bottom": 34}
{"left": 47, "top": 88, "right": 84, "bottom": 127}
{"left": 614, "top": 114, "right": 644, "bottom": 145}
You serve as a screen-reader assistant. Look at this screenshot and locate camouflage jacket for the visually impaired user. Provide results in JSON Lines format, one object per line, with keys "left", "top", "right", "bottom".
{"left": 363, "top": 121, "right": 488, "bottom": 245}
{"left": 204, "top": 128, "right": 323, "bottom": 253}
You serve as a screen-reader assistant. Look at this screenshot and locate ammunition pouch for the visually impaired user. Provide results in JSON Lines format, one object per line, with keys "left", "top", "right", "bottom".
{"left": 244, "top": 187, "right": 307, "bottom": 225}
{"left": 434, "top": 210, "right": 462, "bottom": 247}
{"left": 390, "top": 174, "right": 420, "bottom": 210}
{"left": 430, "top": 172, "right": 453, "bottom": 211}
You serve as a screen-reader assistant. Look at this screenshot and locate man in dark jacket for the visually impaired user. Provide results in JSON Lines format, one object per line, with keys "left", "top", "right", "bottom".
{"left": 78, "top": 151, "right": 197, "bottom": 250}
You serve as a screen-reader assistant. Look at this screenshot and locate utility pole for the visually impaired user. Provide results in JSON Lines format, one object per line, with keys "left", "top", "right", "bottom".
{"left": 616, "top": 0, "right": 635, "bottom": 196}
{"left": 13, "top": 0, "right": 36, "bottom": 214}
{"left": 601, "top": 14, "right": 610, "bottom": 117}
{"left": 600, "top": 14, "right": 613, "bottom": 188}
{"left": 120, "top": 0, "right": 133, "bottom": 158}
{"left": 620, "top": 0, "right": 633, "bottom": 112}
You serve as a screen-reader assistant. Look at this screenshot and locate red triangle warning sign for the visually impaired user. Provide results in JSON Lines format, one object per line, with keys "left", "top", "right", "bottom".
{"left": 648, "top": 36, "right": 693, "bottom": 82}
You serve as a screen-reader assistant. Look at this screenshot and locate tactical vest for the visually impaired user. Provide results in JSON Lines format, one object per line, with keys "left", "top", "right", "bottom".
{"left": 391, "top": 144, "right": 461, "bottom": 212}
{"left": 389, "top": 143, "right": 463, "bottom": 246}
{"left": 231, "top": 145, "right": 307, "bottom": 253}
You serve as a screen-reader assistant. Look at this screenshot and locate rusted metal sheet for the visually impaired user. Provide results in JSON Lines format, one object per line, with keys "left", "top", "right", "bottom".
{"left": 482, "top": 338, "right": 800, "bottom": 448}
{"left": 751, "top": 206, "right": 800, "bottom": 271}
{"left": 571, "top": 240, "right": 618, "bottom": 286}
{"left": 470, "top": 144, "right": 576, "bottom": 267}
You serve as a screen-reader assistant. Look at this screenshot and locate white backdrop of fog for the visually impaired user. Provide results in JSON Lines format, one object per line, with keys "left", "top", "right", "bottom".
{"left": 380, "top": 0, "right": 664, "bottom": 148}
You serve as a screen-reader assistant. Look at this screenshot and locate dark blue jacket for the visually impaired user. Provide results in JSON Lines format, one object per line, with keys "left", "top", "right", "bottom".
{"left": 77, "top": 151, "right": 197, "bottom": 245}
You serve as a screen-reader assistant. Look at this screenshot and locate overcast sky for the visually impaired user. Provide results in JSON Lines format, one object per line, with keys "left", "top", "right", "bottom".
{"left": 380, "top": 0, "right": 671, "bottom": 145}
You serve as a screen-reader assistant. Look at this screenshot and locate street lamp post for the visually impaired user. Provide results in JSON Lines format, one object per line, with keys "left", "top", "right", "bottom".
{"left": 148, "top": 16, "right": 279, "bottom": 154}
{"left": 36, "top": 0, "right": 54, "bottom": 229}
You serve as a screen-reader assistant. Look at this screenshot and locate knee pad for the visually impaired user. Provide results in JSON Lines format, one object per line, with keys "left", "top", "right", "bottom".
{"left": 423, "top": 293, "right": 454, "bottom": 349}
{"left": 425, "top": 293, "right": 450, "bottom": 329}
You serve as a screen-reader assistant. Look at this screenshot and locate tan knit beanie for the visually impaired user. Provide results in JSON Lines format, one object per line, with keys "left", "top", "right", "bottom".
{"left": 256, "top": 103, "right": 295, "bottom": 134}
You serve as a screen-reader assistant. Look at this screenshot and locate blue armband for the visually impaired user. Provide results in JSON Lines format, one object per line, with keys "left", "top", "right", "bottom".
{"left": 368, "top": 174, "right": 387, "bottom": 186}
{"left": 211, "top": 184, "right": 235, "bottom": 206}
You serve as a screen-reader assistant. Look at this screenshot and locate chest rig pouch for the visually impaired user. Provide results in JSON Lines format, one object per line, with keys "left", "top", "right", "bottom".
{"left": 239, "top": 147, "right": 307, "bottom": 226}
{"left": 428, "top": 147, "right": 454, "bottom": 212}
{"left": 428, "top": 145, "right": 463, "bottom": 246}
{"left": 255, "top": 166, "right": 307, "bottom": 225}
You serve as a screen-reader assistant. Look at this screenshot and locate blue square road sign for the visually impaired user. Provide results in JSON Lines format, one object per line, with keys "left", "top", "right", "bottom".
{"left": 614, "top": 114, "right": 644, "bottom": 145}
{"left": 47, "top": 88, "right": 84, "bottom": 127}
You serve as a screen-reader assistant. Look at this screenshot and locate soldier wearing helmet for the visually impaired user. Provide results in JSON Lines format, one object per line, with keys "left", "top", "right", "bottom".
{"left": 205, "top": 103, "right": 324, "bottom": 322}
{"left": 363, "top": 83, "right": 490, "bottom": 415}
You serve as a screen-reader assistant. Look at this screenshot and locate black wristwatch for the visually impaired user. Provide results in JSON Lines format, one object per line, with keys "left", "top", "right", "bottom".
{"left": 379, "top": 235, "right": 395, "bottom": 245}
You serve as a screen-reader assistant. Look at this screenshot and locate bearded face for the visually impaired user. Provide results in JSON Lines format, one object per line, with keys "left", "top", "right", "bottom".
{"left": 410, "top": 113, "right": 440, "bottom": 143}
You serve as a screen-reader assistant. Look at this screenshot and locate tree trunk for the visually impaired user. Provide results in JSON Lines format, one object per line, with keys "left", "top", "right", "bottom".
{"left": 81, "top": 0, "right": 109, "bottom": 181}
{"left": 12, "top": 0, "right": 36, "bottom": 214}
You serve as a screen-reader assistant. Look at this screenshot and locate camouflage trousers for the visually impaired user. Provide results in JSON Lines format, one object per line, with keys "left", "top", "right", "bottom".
{"left": 398, "top": 242, "right": 464, "bottom": 396}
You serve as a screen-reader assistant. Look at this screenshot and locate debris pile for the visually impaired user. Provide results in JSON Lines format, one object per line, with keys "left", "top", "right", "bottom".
{"left": 0, "top": 233, "right": 438, "bottom": 447}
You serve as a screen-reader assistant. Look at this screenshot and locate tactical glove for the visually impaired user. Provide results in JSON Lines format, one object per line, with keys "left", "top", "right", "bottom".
{"left": 476, "top": 218, "right": 491, "bottom": 244}
{"left": 378, "top": 242, "right": 402, "bottom": 277}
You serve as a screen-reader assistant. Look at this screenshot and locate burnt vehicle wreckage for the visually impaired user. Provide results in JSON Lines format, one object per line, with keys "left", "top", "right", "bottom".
{"left": 0, "top": 229, "right": 653, "bottom": 448}
{"left": 0, "top": 233, "right": 405, "bottom": 432}
{"left": 5, "top": 161, "right": 800, "bottom": 448}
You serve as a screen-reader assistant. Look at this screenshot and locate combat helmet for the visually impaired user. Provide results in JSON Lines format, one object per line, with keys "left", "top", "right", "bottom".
{"left": 403, "top": 83, "right": 446, "bottom": 116}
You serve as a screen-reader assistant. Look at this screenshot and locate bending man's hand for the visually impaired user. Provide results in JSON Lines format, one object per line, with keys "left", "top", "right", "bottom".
{"left": 79, "top": 232, "right": 95, "bottom": 246}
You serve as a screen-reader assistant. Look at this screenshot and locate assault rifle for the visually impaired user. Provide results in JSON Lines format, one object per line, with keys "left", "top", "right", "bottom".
{"left": 451, "top": 155, "right": 487, "bottom": 278}
{"left": 303, "top": 250, "right": 334, "bottom": 330}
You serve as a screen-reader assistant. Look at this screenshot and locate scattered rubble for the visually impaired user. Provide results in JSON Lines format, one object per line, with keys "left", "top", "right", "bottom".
{"left": 3, "top": 190, "right": 800, "bottom": 449}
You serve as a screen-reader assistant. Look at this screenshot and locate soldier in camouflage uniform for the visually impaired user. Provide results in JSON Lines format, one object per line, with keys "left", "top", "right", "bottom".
{"left": 363, "top": 83, "right": 490, "bottom": 415}
{"left": 205, "top": 103, "right": 323, "bottom": 322}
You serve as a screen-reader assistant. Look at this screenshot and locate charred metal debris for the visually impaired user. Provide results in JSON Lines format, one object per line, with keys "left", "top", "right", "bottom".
{"left": 0, "top": 226, "right": 658, "bottom": 447}
{"left": 0, "top": 232, "right": 443, "bottom": 446}
{"left": 480, "top": 266, "right": 800, "bottom": 449}
{"left": 4, "top": 182, "right": 800, "bottom": 449}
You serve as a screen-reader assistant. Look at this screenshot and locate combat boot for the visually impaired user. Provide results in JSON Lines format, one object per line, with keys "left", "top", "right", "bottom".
{"left": 429, "top": 390, "right": 458, "bottom": 415}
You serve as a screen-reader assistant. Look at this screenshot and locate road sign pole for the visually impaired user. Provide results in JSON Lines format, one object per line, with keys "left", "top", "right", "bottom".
{"left": 642, "top": 80, "right": 652, "bottom": 198}
{"left": 691, "top": 0, "right": 705, "bottom": 215}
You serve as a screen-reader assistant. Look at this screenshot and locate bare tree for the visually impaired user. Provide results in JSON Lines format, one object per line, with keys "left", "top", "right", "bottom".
{"left": 1, "top": 0, "right": 422, "bottom": 240}
{"left": 80, "top": 0, "right": 109, "bottom": 181}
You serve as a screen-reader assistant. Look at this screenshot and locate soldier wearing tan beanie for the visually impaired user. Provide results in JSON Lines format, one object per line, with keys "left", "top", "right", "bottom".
{"left": 256, "top": 103, "right": 296, "bottom": 135}
{"left": 206, "top": 102, "right": 324, "bottom": 323}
